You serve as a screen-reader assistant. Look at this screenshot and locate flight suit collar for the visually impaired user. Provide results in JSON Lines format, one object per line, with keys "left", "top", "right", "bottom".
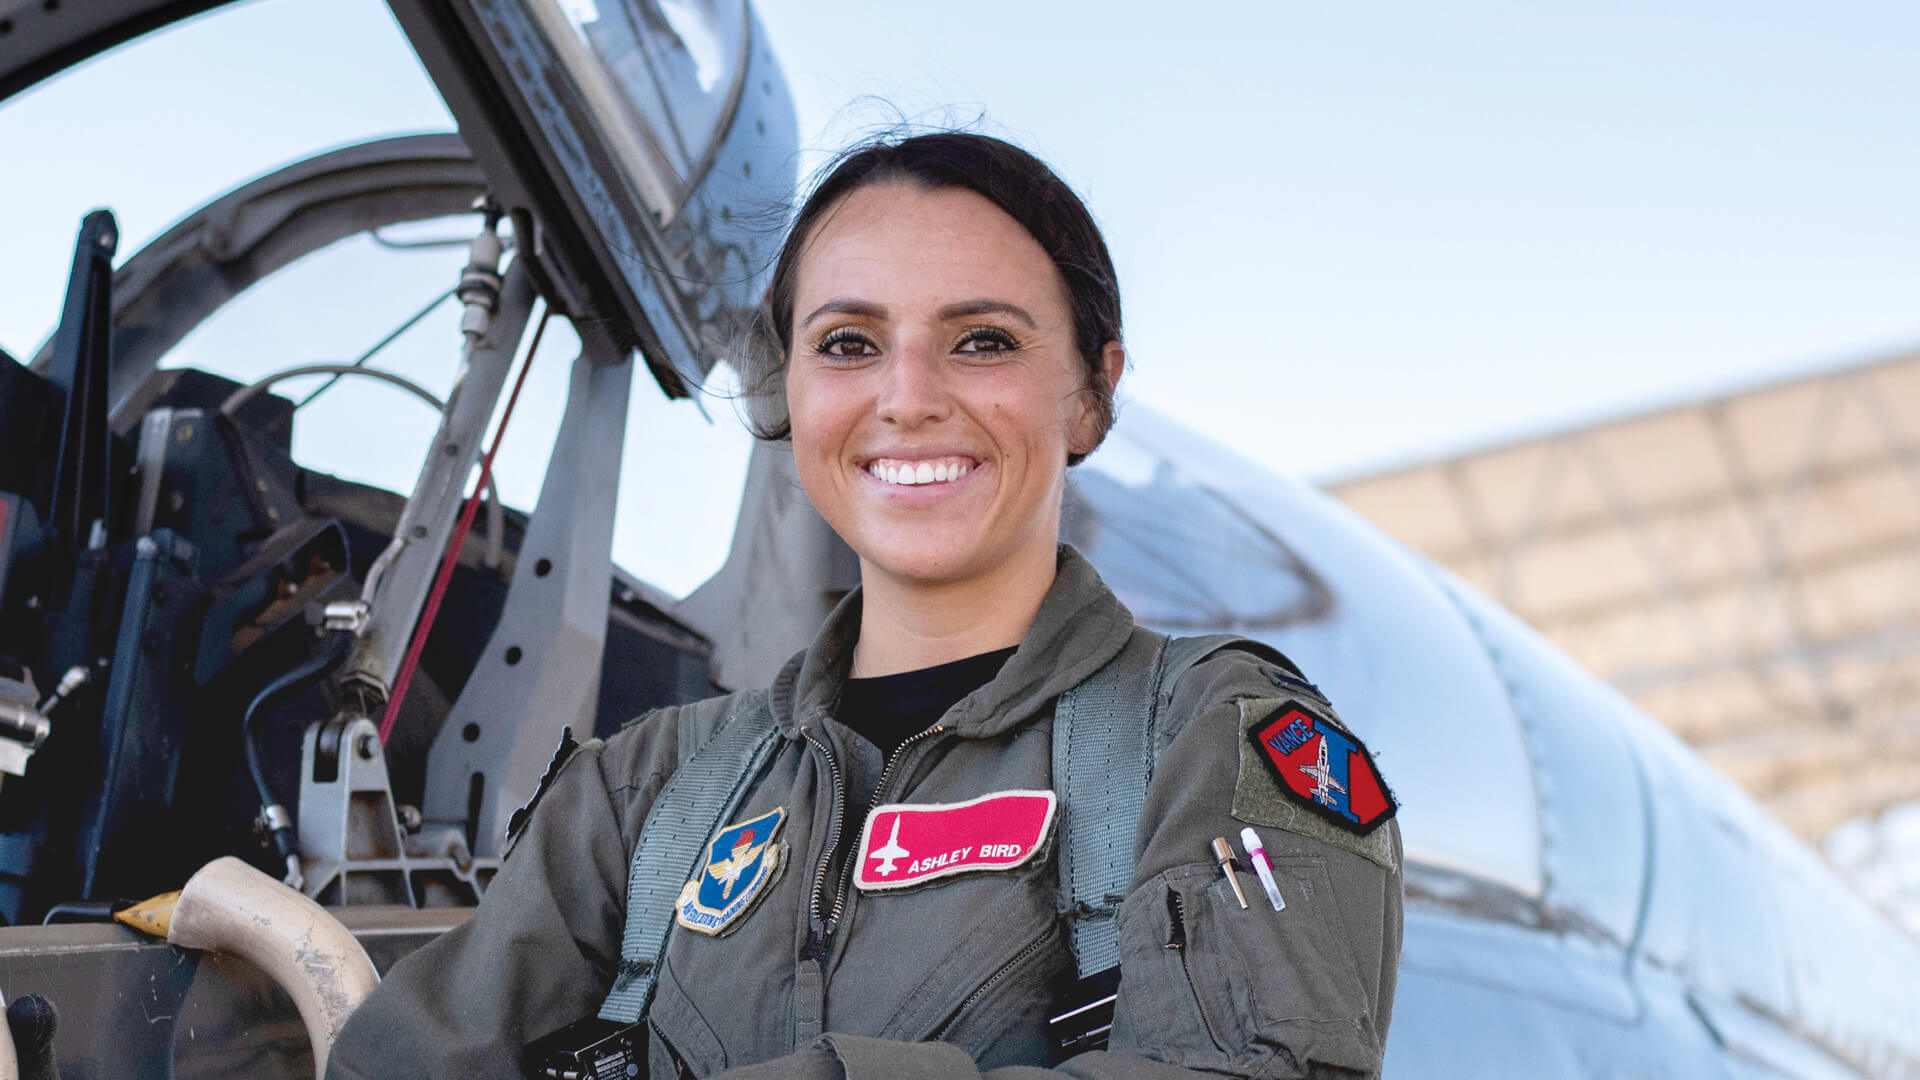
{"left": 771, "top": 544, "right": 1138, "bottom": 740}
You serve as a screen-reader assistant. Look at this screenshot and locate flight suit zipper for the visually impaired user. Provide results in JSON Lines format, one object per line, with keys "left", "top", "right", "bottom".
{"left": 823, "top": 723, "right": 946, "bottom": 938}
{"left": 793, "top": 720, "right": 951, "bottom": 1045}
{"left": 798, "top": 725, "right": 846, "bottom": 951}
{"left": 797, "top": 722, "right": 951, "bottom": 953}
{"left": 928, "top": 928, "right": 1053, "bottom": 1041}
{"left": 1164, "top": 889, "right": 1210, "bottom": 1024}
{"left": 793, "top": 722, "right": 952, "bottom": 1046}
{"left": 795, "top": 724, "right": 844, "bottom": 1045}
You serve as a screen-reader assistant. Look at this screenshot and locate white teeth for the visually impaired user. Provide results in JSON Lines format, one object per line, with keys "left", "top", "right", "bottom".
{"left": 866, "top": 459, "right": 977, "bottom": 486}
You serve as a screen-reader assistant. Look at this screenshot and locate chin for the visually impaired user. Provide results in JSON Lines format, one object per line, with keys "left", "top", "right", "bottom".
{"left": 860, "top": 536, "right": 994, "bottom": 588}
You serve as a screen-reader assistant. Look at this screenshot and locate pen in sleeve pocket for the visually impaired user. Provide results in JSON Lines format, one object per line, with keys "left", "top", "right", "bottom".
{"left": 1239, "top": 827, "right": 1287, "bottom": 911}
{"left": 1210, "top": 837, "right": 1249, "bottom": 909}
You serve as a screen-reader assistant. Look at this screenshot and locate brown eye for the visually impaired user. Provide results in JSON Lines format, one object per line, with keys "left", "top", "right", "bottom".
{"left": 818, "top": 328, "right": 878, "bottom": 358}
{"left": 955, "top": 327, "right": 1018, "bottom": 354}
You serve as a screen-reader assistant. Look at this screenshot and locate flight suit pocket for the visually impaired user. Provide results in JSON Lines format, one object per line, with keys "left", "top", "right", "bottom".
{"left": 928, "top": 923, "right": 1062, "bottom": 1068}
{"left": 1110, "top": 865, "right": 1239, "bottom": 1071}
{"left": 1112, "top": 862, "right": 1379, "bottom": 1077}
{"left": 875, "top": 873, "right": 1066, "bottom": 1067}
{"left": 1205, "top": 856, "right": 1379, "bottom": 1076}
{"left": 647, "top": 958, "right": 727, "bottom": 1077}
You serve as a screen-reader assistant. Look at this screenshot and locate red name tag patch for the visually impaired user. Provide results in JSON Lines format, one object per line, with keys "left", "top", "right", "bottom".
{"left": 854, "top": 790, "right": 1057, "bottom": 892}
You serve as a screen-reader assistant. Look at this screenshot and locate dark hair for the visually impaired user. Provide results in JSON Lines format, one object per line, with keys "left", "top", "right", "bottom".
{"left": 740, "top": 131, "right": 1123, "bottom": 465}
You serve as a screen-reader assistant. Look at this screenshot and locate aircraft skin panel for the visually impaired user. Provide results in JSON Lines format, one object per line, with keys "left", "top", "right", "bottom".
{"left": 1396, "top": 908, "right": 1639, "bottom": 1023}
{"left": 1427, "top": 574, "right": 1654, "bottom": 946}
{"left": 1393, "top": 914, "right": 1890, "bottom": 1079}
{"left": 1388, "top": 959, "right": 1767, "bottom": 1080}
{"left": 1625, "top": 706, "right": 1920, "bottom": 1076}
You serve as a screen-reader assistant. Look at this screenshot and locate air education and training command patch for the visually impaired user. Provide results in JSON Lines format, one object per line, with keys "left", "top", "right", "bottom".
{"left": 1247, "top": 701, "right": 1396, "bottom": 836}
{"left": 675, "top": 807, "right": 786, "bottom": 936}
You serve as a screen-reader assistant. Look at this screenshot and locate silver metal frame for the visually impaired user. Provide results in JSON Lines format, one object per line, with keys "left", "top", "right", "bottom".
{"left": 422, "top": 337, "right": 633, "bottom": 858}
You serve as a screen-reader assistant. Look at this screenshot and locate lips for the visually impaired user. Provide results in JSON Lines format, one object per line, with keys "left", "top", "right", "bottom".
{"left": 862, "top": 455, "right": 980, "bottom": 487}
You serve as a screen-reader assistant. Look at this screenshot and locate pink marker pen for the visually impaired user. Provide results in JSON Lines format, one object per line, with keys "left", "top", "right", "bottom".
{"left": 1239, "top": 827, "right": 1287, "bottom": 911}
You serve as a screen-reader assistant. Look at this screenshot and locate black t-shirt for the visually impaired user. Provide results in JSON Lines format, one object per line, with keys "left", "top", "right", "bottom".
{"left": 837, "top": 646, "right": 1018, "bottom": 758}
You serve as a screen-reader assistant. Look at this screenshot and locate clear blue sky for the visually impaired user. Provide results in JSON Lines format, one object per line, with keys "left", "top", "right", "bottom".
{"left": 4, "top": 0, "right": 1918, "bottom": 591}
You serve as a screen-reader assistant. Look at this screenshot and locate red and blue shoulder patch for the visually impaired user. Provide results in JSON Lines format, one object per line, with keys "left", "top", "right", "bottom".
{"left": 1246, "top": 701, "right": 1396, "bottom": 835}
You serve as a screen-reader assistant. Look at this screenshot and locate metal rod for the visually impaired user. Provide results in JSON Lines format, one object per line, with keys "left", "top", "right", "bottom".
{"left": 343, "top": 242, "right": 534, "bottom": 698}
{"left": 290, "top": 287, "right": 457, "bottom": 413}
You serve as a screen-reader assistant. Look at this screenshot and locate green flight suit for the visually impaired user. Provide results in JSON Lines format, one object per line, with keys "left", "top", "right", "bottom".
{"left": 328, "top": 546, "right": 1403, "bottom": 1079}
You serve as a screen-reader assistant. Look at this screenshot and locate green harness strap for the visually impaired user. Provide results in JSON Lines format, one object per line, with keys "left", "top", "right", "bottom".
{"left": 1051, "top": 631, "right": 1282, "bottom": 977}
{"left": 598, "top": 691, "right": 782, "bottom": 1024}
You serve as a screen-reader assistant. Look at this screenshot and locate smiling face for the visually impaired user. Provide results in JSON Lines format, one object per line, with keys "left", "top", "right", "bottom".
{"left": 784, "top": 181, "right": 1109, "bottom": 590}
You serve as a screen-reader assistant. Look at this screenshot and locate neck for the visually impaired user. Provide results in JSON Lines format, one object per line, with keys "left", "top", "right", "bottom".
{"left": 850, "top": 543, "right": 1058, "bottom": 677}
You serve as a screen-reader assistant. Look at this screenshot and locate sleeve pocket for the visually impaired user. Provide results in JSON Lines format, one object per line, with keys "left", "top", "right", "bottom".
{"left": 1110, "top": 865, "right": 1239, "bottom": 1072}
{"left": 1205, "top": 856, "right": 1381, "bottom": 1075}
{"left": 1112, "top": 862, "right": 1381, "bottom": 1077}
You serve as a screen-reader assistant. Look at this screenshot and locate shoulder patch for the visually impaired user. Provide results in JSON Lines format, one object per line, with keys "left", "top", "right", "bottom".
{"left": 505, "top": 725, "right": 579, "bottom": 855}
{"left": 1232, "top": 699, "right": 1399, "bottom": 870}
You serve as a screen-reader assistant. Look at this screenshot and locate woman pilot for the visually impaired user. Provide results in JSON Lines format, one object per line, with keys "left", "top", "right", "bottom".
{"left": 328, "top": 132, "right": 1404, "bottom": 1080}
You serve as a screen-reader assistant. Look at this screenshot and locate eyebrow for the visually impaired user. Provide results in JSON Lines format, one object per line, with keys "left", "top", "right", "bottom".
{"left": 800, "top": 298, "right": 887, "bottom": 327}
{"left": 798, "top": 297, "right": 1039, "bottom": 329}
{"left": 938, "top": 299, "right": 1037, "bottom": 328}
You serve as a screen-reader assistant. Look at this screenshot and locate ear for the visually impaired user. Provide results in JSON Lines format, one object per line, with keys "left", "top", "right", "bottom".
{"left": 1070, "top": 341, "right": 1127, "bottom": 456}
{"left": 1098, "top": 340, "right": 1125, "bottom": 399}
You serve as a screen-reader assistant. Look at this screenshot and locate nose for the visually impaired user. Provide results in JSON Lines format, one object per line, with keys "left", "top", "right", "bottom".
{"left": 875, "top": 336, "right": 951, "bottom": 428}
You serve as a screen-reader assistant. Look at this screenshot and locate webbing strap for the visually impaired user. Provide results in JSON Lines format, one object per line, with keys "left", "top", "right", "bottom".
{"left": 599, "top": 693, "right": 781, "bottom": 1023}
{"left": 1154, "top": 634, "right": 1255, "bottom": 700}
{"left": 1053, "top": 632, "right": 1166, "bottom": 977}
{"left": 1053, "top": 631, "right": 1281, "bottom": 978}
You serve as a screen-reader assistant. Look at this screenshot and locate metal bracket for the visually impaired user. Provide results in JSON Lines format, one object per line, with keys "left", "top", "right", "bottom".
{"left": 323, "top": 601, "right": 369, "bottom": 634}
{"left": 297, "top": 715, "right": 496, "bottom": 907}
